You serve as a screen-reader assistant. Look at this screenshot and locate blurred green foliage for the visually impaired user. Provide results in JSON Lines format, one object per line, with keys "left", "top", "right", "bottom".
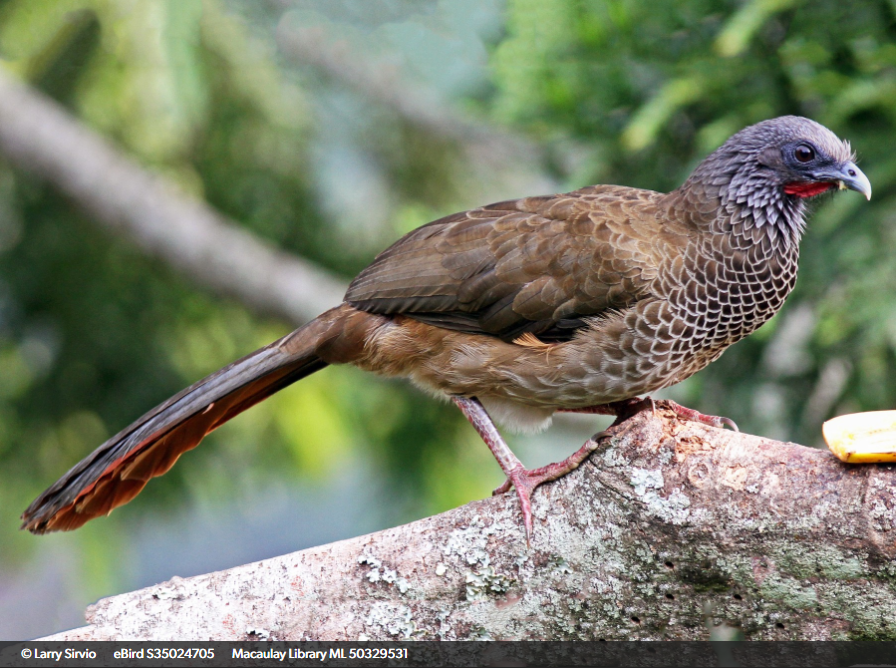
{"left": 0, "top": 0, "right": 501, "bottom": 584}
{"left": 0, "top": 0, "right": 895, "bottom": 618}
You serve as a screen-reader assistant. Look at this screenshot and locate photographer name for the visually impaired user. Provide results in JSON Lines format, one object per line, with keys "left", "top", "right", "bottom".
{"left": 20, "top": 648, "right": 96, "bottom": 661}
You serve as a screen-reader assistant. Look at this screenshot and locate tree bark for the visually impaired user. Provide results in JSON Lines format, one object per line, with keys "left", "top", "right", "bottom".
{"left": 38, "top": 405, "right": 896, "bottom": 641}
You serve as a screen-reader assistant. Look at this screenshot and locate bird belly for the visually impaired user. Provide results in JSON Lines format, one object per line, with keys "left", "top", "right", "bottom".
{"left": 476, "top": 397, "right": 556, "bottom": 433}
{"left": 354, "top": 314, "right": 628, "bottom": 420}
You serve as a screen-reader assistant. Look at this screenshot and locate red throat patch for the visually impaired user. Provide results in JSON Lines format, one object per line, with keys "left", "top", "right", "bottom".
{"left": 784, "top": 182, "right": 834, "bottom": 198}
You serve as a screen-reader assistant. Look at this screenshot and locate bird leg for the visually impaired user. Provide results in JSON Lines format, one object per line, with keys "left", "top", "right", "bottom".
{"left": 453, "top": 394, "right": 735, "bottom": 540}
{"left": 453, "top": 396, "right": 608, "bottom": 541}
{"left": 558, "top": 397, "right": 653, "bottom": 422}
{"left": 559, "top": 397, "right": 739, "bottom": 432}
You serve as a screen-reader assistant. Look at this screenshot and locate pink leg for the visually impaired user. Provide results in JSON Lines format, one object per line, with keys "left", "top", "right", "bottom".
{"left": 559, "top": 397, "right": 739, "bottom": 432}
{"left": 453, "top": 397, "right": 608, "bottom": 541}
{"left": 556, "top": 397, "right": 647, "bottom": 418}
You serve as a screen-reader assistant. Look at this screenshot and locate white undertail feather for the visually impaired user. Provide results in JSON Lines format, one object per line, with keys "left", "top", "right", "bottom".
{"left": 478, "top": 396, "right": 555, "bottom": 433}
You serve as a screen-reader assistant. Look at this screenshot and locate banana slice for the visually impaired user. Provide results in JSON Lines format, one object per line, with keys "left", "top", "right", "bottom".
{"left": 822, "top": 411, "right": 896, "bottom": 463}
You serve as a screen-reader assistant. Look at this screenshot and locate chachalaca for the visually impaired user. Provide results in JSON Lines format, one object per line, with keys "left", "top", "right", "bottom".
{"left": 21, "top": 116, "right": 871, "bottom": 538}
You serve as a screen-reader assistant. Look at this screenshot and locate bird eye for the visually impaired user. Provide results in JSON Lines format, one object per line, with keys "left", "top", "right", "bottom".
{"left": 794, "top": 145, "right": 815, "bottom": 163}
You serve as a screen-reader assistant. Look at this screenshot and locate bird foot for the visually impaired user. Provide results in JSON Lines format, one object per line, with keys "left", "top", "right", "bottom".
{"left": 559, "top": 397, "right": 738, "bottom": 432}
{"left": 662, "top": 400, "right": 739, "bottom": 432}
{"left": 493, "top": 431, "right": 611, "bottom": 540}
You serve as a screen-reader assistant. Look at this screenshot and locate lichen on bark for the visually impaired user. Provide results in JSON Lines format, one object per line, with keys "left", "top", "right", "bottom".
{"left": 41, "top": 405, "right": 896, "bottom": 641}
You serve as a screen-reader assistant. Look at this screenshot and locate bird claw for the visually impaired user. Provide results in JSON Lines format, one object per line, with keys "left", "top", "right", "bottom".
{"left": 492, "top": 479, "right": 512, "bottom": 496}
{"left": 492, "top": 431, "right": 612, "bottom": 541}
{"left": 721, "top": 417, "right": 740, "bottom": 432}
{"left": 663, "top": 400, "right": 739, "bottom": 432}
{"left": 497, "top": 467, "right": 537, "bottom": 541}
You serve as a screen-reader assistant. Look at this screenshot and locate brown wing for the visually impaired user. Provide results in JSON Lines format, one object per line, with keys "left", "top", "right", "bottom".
{"left": 346, "top": 185, "right": 669, "bottom": 342}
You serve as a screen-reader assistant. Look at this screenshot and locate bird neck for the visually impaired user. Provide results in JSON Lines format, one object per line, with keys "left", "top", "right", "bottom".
{"left": 671, "top": 158, "right": 808, "bottom": 254}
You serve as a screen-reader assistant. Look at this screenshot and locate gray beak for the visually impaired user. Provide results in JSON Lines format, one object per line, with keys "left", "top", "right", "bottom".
{"left": 835, "top": 161, "right": 872, "bottom": 200}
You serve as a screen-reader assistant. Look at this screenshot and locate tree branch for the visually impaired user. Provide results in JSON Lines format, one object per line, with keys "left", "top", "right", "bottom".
{"left": 0, "top": 67, "right": 346, "bottom": 325}
{"left": 38, "top": 405, "right": 896, "bottom": 641}
{"left": 274, "top": 21, "right": 573, "bottom": 198}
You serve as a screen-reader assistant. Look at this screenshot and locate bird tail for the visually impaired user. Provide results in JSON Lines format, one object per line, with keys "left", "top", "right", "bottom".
{"left": 20, "top": 307, "right": 352, "bottom": 534}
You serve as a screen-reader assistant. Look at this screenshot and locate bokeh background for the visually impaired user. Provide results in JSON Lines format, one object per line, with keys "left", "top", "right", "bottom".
{"left": 1, "top": 0, "right": 894, "bottom": 640}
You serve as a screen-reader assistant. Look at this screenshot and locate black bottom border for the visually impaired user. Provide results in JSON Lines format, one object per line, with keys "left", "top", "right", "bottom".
{"left": 2, "top": 641, "right": 895, "bottom": 667}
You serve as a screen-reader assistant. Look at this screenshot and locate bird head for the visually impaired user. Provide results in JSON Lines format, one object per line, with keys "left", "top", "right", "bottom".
{"left": 753, "top": 117, "right": 870, "bottom": 201}
{"left": 686, "top": 116, "right": 870, "bottom": 246}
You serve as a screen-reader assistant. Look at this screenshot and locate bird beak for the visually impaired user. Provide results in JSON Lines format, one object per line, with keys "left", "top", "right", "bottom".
{"left": 833, "top": 161, "right": 872, "bottom": 200}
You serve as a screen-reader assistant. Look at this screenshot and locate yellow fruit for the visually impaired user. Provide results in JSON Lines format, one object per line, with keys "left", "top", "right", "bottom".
{"left": 822, "top": 411, "right": 896, "bottom": 463}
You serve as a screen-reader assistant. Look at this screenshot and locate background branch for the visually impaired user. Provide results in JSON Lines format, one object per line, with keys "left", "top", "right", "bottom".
{"left": 39, "top": 406, "right": 896, "bottom": 641}
{"left": 276, "top": 23, "right": 542, "bottom": 167}
{"left": 0, "top": 67, "right": 347, "bottom": 325}
{"left": 275, "top": 20, "right": 568, "bottom": 196}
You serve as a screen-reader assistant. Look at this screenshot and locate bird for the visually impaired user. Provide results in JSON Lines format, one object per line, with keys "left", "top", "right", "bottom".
{"left": 21, "top": 116, "right": 871, "bottom": 538}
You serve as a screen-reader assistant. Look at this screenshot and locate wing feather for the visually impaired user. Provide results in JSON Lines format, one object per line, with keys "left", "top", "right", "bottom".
{"left": 346, "top": 186, "right": 671, "bottom": 341}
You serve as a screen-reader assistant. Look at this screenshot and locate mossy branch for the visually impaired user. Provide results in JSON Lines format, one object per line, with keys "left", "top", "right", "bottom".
{"left": 39, "top": 405, "right": 896, "bottom": 641}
